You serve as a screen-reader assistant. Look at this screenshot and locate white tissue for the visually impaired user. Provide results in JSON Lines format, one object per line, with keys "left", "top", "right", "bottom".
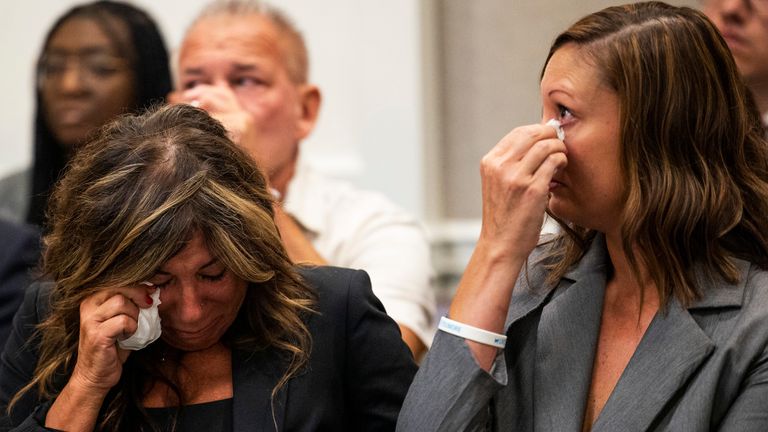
{"left": 118, "top": 289, "right": 162, "bottom": 351}
{"left": 546, "top": 118, "right": 565, "bottom": 141}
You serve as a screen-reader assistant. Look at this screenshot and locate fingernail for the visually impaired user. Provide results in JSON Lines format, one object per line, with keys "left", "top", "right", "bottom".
{"left": 146, "top": 295, "right": 153, "bottom": 305}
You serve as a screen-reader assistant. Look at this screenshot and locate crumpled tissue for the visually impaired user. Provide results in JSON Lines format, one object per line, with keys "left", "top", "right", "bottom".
{"left": 118, "top": 288, "right": 162, "bottom": 351}
{"left": 546, "top": 118, "right": 565, "bottom": 141}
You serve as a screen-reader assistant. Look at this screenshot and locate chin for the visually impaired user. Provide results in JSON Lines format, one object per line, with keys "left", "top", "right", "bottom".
{"left": 162, "top": 336, "right": 220, "bottom": 352}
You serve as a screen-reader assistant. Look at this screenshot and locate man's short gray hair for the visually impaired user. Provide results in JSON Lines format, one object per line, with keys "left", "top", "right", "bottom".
{"left": 193, "top": 0, "right": 309, "bottom": 84}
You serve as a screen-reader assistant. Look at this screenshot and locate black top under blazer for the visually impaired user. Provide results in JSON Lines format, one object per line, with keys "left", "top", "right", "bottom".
{"left": 0, "top": 266, "right": 417, "bottom": 431}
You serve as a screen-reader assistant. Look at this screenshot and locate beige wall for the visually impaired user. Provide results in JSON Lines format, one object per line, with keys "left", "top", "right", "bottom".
{"left": 432, "top": 0, "right": 699, "bottom": 219}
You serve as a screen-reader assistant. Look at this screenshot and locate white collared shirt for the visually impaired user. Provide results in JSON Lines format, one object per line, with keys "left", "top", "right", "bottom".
{"left": 284, "top": 164, "right": 436, "bottom": 346}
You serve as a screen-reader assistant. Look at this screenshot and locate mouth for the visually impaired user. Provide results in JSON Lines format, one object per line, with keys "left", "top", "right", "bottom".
{"left": 165, "top": 318, "right": 221, "bottom": 339}
{"left": 549, "top": 178, "right": 565, "bottom": 191}
{"left": 721, "top": 31, "right": 748, "bottom": 52}
{"left": 51, "top": 105, "right": 92, "bottom": 126}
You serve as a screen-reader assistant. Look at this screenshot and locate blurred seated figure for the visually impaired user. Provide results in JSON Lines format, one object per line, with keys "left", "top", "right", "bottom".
{"left": 169, "top": 0, "right": 435, "bottom": 358}
{"left": 702, "top": 0, "right": 768, "bottom": 124}
{"left": 0, "top": 104, "right": 416, "bottom": 431}
{"left": 0, "top": 220, "right": 39, "bottom": 348}
{"left": 0, "top": 0, "right": 171, "bottom": 227}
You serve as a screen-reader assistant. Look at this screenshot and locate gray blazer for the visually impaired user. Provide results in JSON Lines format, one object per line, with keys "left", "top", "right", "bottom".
{"left": 398, "top": 235, "right": 768, "bottom": 431}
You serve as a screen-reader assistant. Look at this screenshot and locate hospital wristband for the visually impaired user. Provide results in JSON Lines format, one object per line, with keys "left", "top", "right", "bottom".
{"left": 438, "top": 316, "right": 507, "bottom": 349}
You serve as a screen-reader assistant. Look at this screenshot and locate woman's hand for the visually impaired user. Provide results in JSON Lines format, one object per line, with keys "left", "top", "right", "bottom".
{"left": 45, "top": 285, "right": 155, "bottom": 431}
{"left": 477, "top": 124, "right": 567, "bottom": 262}
{"left": 449, "top": 123, "right": 567, "bottom": 370}
{"left": 72, "top": 286, "right": 155, "bottom": 391}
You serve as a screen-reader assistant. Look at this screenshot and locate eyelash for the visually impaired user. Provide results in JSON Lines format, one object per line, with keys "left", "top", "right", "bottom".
{"left": 201, "top": 270, "right": 226, "bottom": 282}
{"left": 149, "top": 270, "right": 226, "bottom": 289}
{"left": 557, "top": 104, "right": 574, "bottom": 122}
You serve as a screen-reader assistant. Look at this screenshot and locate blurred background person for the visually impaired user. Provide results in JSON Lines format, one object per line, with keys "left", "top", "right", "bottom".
{"left": 0, "top": 0, "right": 171, "bottom": 227}
{"left": 702, "top": 0, "right": 768, "bottom": 124}
{"left": 170, "top": 0, "right": 435, "bottom": 359}
{"left": 0, "top": 220, "right": 39, "bottom": 349}
{"left": 0, "top": 104, "right": 416, "bottom": 431}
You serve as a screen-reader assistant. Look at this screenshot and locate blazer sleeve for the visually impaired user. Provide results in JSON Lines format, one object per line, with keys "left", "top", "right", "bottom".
{"left": 0, "top": 282, "right": 55, "bottom": 432}
{"left": 716, "top": 344, "right": 768, "bottom": 431}
{"left": 342, "top": 269, "right": 419, "bottom": 431}
{"left": 396, "top": 331, "right": 507, "bottom": 432}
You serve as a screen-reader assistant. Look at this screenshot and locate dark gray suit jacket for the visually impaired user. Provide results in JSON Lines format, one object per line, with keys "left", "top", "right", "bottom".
{"left": 398, "top": 235, "right": 768, "bottom": 431}
{"left": 1, "top": 266, "right": 417, "bottom": 431}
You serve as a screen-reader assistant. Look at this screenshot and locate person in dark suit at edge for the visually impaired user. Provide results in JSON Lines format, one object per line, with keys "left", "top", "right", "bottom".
{"left": 0, "top": 220, "right": 39, "bottom": 349}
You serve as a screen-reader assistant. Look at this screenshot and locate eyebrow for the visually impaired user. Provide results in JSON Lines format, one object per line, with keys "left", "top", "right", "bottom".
{"left": 233, "top": 63, "right": 258, "bottom": 72}
{"left": 181, "top": 63, "right": 260, "bottom": 76}
{"left": 45, "top": 46, "right": 118, "bottom": 57}
{"left": 547, "top": 88, "right": 574, "bottom": 98}
{"left": 155, "top": 258, "right": 219, "bottom": 275}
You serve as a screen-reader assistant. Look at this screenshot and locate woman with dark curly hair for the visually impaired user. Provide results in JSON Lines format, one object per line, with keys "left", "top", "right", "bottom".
{"left": 0, "top": 104, "right": 415, "bottom": 431}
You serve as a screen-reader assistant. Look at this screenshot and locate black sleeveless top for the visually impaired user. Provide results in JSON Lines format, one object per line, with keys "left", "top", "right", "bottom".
{"left": 145, "top": 398, "right": 233, "bottom": 432}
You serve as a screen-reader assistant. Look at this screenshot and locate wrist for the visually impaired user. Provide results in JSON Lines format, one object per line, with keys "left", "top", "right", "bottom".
{"left": 69, "top": 367, "right": 113, "bottom": 400}
{"left": 46, "top": 376, "right": 106, "bottom": 431}
{"left": 474, "top": 235, "right": 530, "bottom": 268}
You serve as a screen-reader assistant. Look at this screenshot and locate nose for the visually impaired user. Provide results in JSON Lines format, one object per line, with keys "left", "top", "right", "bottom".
{"left": 212, "top": 77, "right": 234, "bottom": 91}
{"left": 173, "top": 282, "right": 206, "bottom": 324}
{"left": 58, "top": 64, "right": 88, "bottom": 95}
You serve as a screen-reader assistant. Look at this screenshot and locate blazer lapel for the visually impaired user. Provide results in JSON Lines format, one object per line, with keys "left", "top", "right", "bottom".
{"left": 591, "top": 299, "right": 714, "bottom": 431}
{"left": 532, "top": 237, "right": 609, "bottom": 432}
{"left": 590, "top": 259, "right": 749, "bottom": 432}
{"left": 232, "top": 348, "right": 288, "bottom": 431}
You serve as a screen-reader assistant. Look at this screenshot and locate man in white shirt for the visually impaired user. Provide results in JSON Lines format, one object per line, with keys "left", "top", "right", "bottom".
{"left": 170, "top": 0, "right": 435, "bottom": 358}
{"left": 703, "top": 0, "right": 768, "bottom": 124}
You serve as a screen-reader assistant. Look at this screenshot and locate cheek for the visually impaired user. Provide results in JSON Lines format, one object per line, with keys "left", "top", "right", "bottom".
{"left": 214, "top": 275, "right": 247, "bottom": 305}
{"left": 95, "top": 78, "right": 136, "bottom": 113}
{"left": 239, "top": 94, "right": 296, "bottom": 138}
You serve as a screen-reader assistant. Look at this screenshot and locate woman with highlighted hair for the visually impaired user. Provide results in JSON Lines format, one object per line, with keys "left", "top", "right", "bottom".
{"left": 398, "top": 2, "right": 768, "bottom": 431}
{"left": 0, "top": 104, "right": 416, "bottom": 431}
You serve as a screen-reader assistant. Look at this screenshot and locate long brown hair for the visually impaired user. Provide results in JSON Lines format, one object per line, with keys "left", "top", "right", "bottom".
{"left": 541, "top": 2, "right": 768, "bottom": 306}
{"left": 11, "top": 104, "right": 315, "bottom": 430}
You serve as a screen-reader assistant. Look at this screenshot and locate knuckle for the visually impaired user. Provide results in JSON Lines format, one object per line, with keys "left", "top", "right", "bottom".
{"left": 515, "top": 124, "right": 546, "bottom": 142}
{"left": 118, "top": 314, "right": 135, "bottom": 330}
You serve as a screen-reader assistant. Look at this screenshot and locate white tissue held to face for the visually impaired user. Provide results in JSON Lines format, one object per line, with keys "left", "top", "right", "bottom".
{"left": 546, "top": 118, "right": 565, "bottom": 141}
{"left": 118, "top": 288, "right": 162, "bottom": 351}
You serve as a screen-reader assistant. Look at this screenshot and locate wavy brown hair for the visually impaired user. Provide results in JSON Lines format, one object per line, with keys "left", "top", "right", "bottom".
{"left": 541, "top": 2, "right": 768, "bottom": 306}
{"left": 10, "top": 104, "right": 315, "bottom": 430}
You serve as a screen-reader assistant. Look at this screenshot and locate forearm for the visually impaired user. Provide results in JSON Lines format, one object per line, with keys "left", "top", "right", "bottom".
{"left": 45, "top": 377, "right": 107, "bottom": 432}
{"left": 400, "top": 324, "right": 426, "bottom": 361}
{"left": 274, "top": 207, "right": 327, "bottom": 265}
{"left": 449, "top": 240, "right": 525, "bottom": 370}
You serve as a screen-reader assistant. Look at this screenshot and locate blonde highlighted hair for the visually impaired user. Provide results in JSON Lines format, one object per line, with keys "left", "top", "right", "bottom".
{"left": 11, "top": 104, "right": 315, "bottom": 430}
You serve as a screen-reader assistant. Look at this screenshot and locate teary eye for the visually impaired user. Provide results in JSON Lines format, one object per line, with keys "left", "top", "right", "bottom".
{"left": 558, "top": 104, "right": 574, "bottom": 121}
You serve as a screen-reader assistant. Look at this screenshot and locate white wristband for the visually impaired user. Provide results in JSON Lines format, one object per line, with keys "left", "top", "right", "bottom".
{"left": 438, "top": 316, "right": 507, "bottom": 349}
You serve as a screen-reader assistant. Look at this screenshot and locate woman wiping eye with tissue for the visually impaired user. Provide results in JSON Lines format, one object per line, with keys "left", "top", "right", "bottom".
{"left": 0, "top": 104, "right": 417, "bottom": 431}
{"left": 398, "top": 2, "right": 768, "bottom": 431}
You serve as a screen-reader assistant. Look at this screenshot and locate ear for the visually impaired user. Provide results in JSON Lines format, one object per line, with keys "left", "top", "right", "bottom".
{"left": 296, "top": 84, "right": 321, "bottom": 140}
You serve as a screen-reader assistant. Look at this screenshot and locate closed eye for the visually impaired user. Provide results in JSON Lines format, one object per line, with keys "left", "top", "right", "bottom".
{"left": 200, "top": 269, "right": 226, "bottom": 282}
{"left": 149, "top": 277, "right": 173, "bottom": 289}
